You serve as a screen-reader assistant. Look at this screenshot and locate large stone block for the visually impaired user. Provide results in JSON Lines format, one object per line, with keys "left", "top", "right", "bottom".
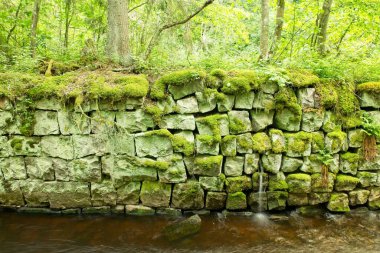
{"left": 252, "top": 91, "right": 275, "bottom": 110}
{"left": 193, "top": 155, "right": 223, "bottom": 176}
{"left": 287, "top": 173, "right": 311, "bottom": 193}
{"left": 226, "top": 176, "right": 252, "bottom": 193}
{"left": 301, "top": 109, "right": 324, "bottom": 132}
{"left": 300, "top": 155, "right": 323, "bottom": 174}
{"left": 125, "top": 205, "right": 155, "bottom": 216}
{"left": 368, "top": 187, "right": 380, "bottom": 210}
{"left": 0, "top": 180, "right": 24, "bottom": 206}
{"left": 288, "top": 193, "right": 308, "bottom": 206}
{"left": 90, "top": 111, "right": 115, "bottom": 134}
{"left": 221, "top": 135, "right": 236, "bottom": 156}
{"left": 268, "top": 172, "right": 288, "bottom": 191}
{"left": 58, "top": 111, "right": 91, "bottom": 135}
{"left": 0, "top": 157, "right": 26, "bottom": 180}
{"left": 281, "top": 156, "right": 303, "bottom": 173}
{"left": 135, "top": 131, "right": 173, "bottom": 157}
{"left": 224, "top": 156, "right": 244, "bottom": 176}
{"left": 159, "top": 114, "right": 195, "bottom": 131}
{"left": 267, "top": 191, "right": 288, "bottom": 211}
{"left": 348, "top": 129, "right": 365, "bottom": 148}
{"left": 226, "top": 192, "right": 247, "bottom": 210}
{"left": 171, "top": 181, "right": 204, "bottom": 210}
{"left": 8, "top": 136, "right": 41, "bottom": 156}
{"left": 140, "top": 181, "right": 171, "bottom": 208}
{"left": 244, "top": 153, "right": 259, "bottom": 174}
{"left": 196, "top": 91, "right": 216, "bottom": 113}
{"left": 357, "top": 171, "right": 377, "bottom": 187}
{"left": 334, "top": 175, "right": 359, "bottom": 191}
{"left": 322, "top": 111, "right": 340, "bottom": 132}
{"left": 199, "top": 176, "right": 224, "bottom": 191}
{"left": 297, "top": 88, "right": 315, "bottom": 108}
{"left": 46, "top": 181, "right": 91, "bottom": 209}
{"left": 217, "top": 95, "right": 235, "bottom": 112}
{"left": 308, "top": 192, "right": 331, "bottom": 205}
{"left": 157, "top": 154, "right": 187, "bottom": 183}
{"left": 0, "top": 136, "right": 11, "bottom": 158}
{"left": 52, "top": 158, "right": 69, "bottom": 181}
{"left": 33, "top": 110, "right": 59, "bottom": 135}
{"left": 248, "top": 192, "right": 268, "bottom": 212}
{"left": 274, "top": 108, "right": 301, "bottom": 131}
{"left": 195, "top": 135, "right": 219, "bottom": 155}
{"left": 237, "top": 133, "right": 253, "bottom": 154}
{"left": 325, "top": 131, "right": 348, "bottom": 154}
{"left": 349, "top": 190, "right": 370, "bottom": 206}
{"left": 235, "top": 91, "right": 255, "bottom": 109}
{"left": 20, "top": 179, "right": 49, "bottom": 207}
{"left": 25, "top": 157, "right": 55, "bottom": 181}
{"left": 176, "top": 96, "right": 199, "bottom": 113}
{"left": 206, "top": 192, "right": 227, "bottom": 210}
{"left": 168, "top": 80, "right": 204, "bottom": 100}
{"left": 310, "top": 173, "right": 334, "bottom": 193}
{"left": 285, "top": 132, "right": 312, "bottom": 157}
{"left": 327, "top": 193, "right": 350, "bottom": 212}
{"left": 228, "top": 110, "right": 252, "bottom": 134}
{"left": 262, "top": 153, "right": 282, "bottom": 174}
{"left": 34, "top": 98, "right": 62, "bottom": 110}
{"left": 91, "top": 180, "right": 117, "bottom": 206}
{"left": 196, "top": 114, "right": 229, "bottom": 136}
{"left": 68, "top": 156, "right": 101, "bottom": 182}
{"left": 41, "top": 136, "right": 74, "bottom": 160}
{"left": 339, "top": 152, "right": 360, "bottom": 175}
{"left": 250, "top": 110, "right": 274, "bottom": 132}
{"left": 116, "top": 182, "right": 141, "bottom": 205}
{"left": 360, "top": 92, "right": 380, "bottom": 108}
{"left": 269, "top": 129, "right": 285, "bottom": 153}
{"left": 0, "top": 111, "right": 13, "bottom": 135}
{"left": 115, "top": 109, "right": 154, "bottom": 133}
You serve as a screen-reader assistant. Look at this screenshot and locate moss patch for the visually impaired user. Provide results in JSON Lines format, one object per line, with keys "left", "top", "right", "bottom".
{"left": 286, "top": 69, "right": 320, "bottom": 88}
{"left": 336, "top": 82, "right": 359, "bottom": 115}
{"left": 356, "top": 81, "right": 380, "bottom": 93}
{"left": 315, "top": 80, "right": 338, "bottom": 108}
{"left": 252, "top": 132, "right": 272, "bottom": 154}
{"left": 171, "top": 135, "right": 194, "bottom": 156}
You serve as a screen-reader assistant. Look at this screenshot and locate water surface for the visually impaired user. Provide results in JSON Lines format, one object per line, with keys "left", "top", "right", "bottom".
{"left": 0, "top": 211, "right": 379, "bottom": 253}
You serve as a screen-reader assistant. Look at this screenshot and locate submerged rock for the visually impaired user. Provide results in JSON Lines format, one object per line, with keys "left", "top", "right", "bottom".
{"left": 162, "top": 215, "right": 202, "bottom": 241}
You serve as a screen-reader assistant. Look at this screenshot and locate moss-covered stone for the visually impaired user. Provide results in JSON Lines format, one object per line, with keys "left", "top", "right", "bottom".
{"left": 91, "top": 180, "right": 117, "bottom": 206}
{"left": 322, "top": 111, "right": 341, "bottom": 133}
{"left": 368, "top": 187, "right": 380, "bottom": 210}
{"left": 217, "top": 94, "right": 235, "bottom": 112}
{"left": 9, "top": 136, "right": 41, "bottom": 156}
{"left": 286, "top": 173, "right": 311, "bottom": 193}
{"left": 46, "top": 181, "right": 91, "bottom": 209}
{"left": 68, "top": 156, "right": 101, "bottom": 182}
{"left": 125, "top": 205, "right": 155, "bottom": 216}
{"left": 135, "top": 130, "right": 173, "bottom": 157}
{"left": 226, "top": 192, "right": 247, "bottom": 210}
{"left": 281, "top": 156, "right": 303, "bottom": 173}
{"left": 115, "top": 109, "right": 154, "bottom": 133}
{"left": 339, "top": 152, "right": 360, "bottom": 175}
{"left": 252, "top": 132, "right": 272, "bottom": 154}
{"left": 236, "top": 133, "right": 253, "bottom": 153}
{"left": 357, "top": 171, "right": 377, "bottom": 187}
{"left": 335, "top": 174, "right": 359, "bottom": 191}
{"left": 234, "top": 91, "right": 255, "bottom": 109}
{"left": 267, "top": 191, "right": 288, "bottom": 211}
{"left": 90, "top": 111, "right": 115, "bottom": 134}
{"left": 315, "top": 81, "right": 338, "bottom": 108}
{"left": 0, "top": 157, "right": 26, "bottom": 180}
{"left": 193, "top": 155, "right": 223, "bottom": 176}
{"left": 262, "top": 153, "right": 282, "bottom": 174}
{"left": 206, "top": 192, "right": 227, "bottom": 210}
{"left": 310, "top": 173, "right": 335, "bottom": 193}
{"left": 288, "top": 193, "right": 309, "bottom": 206}
{"left": 348, "top": 129, "right": 365, "bottom": 148}
{"left": 226, "top": 176, "right": 252, "bottom": 193}
{"left": 301, "top": 109, "right": 324, "bottom": 132}
{"left": 159, "top": 114, "right": 196, "bottom": 131}
{"left": 252, "top": 172, "right": 269, "bottom": 191}
{"left": 33, "top": 110, "right": 59, "bottom": 135}
{"left": 140, "top": 181, "right": 171, "bottom": 208}
{"left": 196, "top": 134, "right": 220, "bottom": 155}
{"left": 311, "top": 131, "right": 325, "bottom": 153}
{"left": 251, "top": 110, "right": 274, "bottom": 132}
{"left": 199, "top": 176, "right": 224, "bottom": 191}
{"left": 196, "top": 114, "right": 229, "bottom": 137}
{"left": 349, "top": 189, "right": 370, "bottom": 206}
{"left": 309, "top": 192, "right": 331, "bottom": 205}
{"left": 244, "top": 153, "right": 259, "bottom": 174}
{"left": 176, "top": 96, "right": 199, "bottom": 113}
{"left": 285, "top": 132, "right": 312, "bottom": 157}
{"left": 248, "top": 192, "right": 268, "bottom": 212}
{"left": 336, "top": 82, "right": 360, "bottom": 115}
{"left": 325, "top": 130, "right": 348, "bottom": 154}
{"left": 196, "top": 91, "right": 216, "bottom": 113}
{"left": 300, "top": 154, "right": 323, "bottom": 174}
{"left": 221, "top": 135, "right": 237, "bottom": 156}
{"left": 297, "top": 88, "right": 316, "bottom": 108}
{"left": 252, "top": 91, "right": 275, "bottom": 110}
{"left": 228, "top": 110, "right": 252, "bottom": 134}
{"left": 171, "top": 181, "right": 204, "bottom": 210}
{"left": 157, "top": 154, "right": 187, "bottom": 183}
{"left": 224, "top": 156, "right": 244, "bottom": 176}
{"left": 116, "top": 182, "right": 141, "bottom": 205}
{"left": 327, "top": 193, "right": 350, "bottom": 212}
{"left": 172, "top": 131, "right": 194, "bottom": 156}
{"left": 58, "top": 111, "right": 91, "bottom": 135}
{"left": 268, "top": 172, "right": 288, "bottom": 191}
{"left": 269, "top": 129, "right": 285, "bottom": 153}
{"left": 25, "top": 157, "right": 55, "bottom": 181}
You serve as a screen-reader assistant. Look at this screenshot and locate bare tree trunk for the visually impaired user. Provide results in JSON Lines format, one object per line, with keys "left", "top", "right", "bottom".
{"left": 6, "top": 0, "right": 23, "bottom": 44}
{"left": 30, "top": 0, "right": 41, "bottom": 58}
{"left": 317, "top": 0, "right": 333, "bottom": 55}
{"left": 107, "top": 0, "right": 132, "bottom": 66}
{"left": 270, "top": 0, "right": 285, "bottom": 56}
{"left": 259, "top": 0, "right": 269, "bottom": 61}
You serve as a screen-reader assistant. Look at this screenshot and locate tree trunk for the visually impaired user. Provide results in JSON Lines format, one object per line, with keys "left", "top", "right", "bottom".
{"left": 107, "top": 0, "right": 132, "bottom": 66}
{"left": 259, "top": 0, "right": 269, "bottom": 61}
{"left": 317, "top": 0, "right": 333, "bottom": 55}
{"left": 64, "top": 0, "right": 74, "bottom": 49}
{"left": 270, "top": 0, "right": 285, "bottom": 56}
{"left": 30, "top": 0, "right": 41, "bottom": 58}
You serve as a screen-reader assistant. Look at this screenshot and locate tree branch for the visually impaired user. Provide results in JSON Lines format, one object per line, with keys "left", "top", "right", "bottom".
{"left": 128, "top": 1, "right": 148, "bottom": 13}
{"left": 144, "top": 0, "right": 214, "bottom": 60}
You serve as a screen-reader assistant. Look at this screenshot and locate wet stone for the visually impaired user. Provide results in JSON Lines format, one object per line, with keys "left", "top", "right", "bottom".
{"left": 116, "top": 182, "right": 141, "bottom": 205}
{"left": 248, "top": 192, "right": 268, "bottom": 212}
{"left": 58, "top": 111, "right": 91, "bottom": 135}
{"left": 226, "top": 176, "right": 252, "bottom": 193}
{"left": 349, "top": 190, "right": 370, "bottom": 206}
{"left": 308, "top": 192, "right": 331, "bottom": 205}
{"left": 0, "top": 180, "right": 24, "bottom": 206}
{"left": 262, "top": 153, "right": 282, "bottom": 174}
{"left": 288, "top": 193, "right": 309, "bottom": 206}
{"left": 226, "top": 192, "right": 247, "bottom": 210}
{"left": 91, "top": 180, "right": 117, "bottom": 206}
{"left": 171, "top": 181, "right": 204, "bottom": 210}
{"left": 140, "top": 181, "right": 171, "bottom": 208}
{"left": 125, "top": 205, "right": 155, "bottom": 216}
{"left": 206, "top": 192, "right": 227, "bottom": 210}
{"left": 327, "top": 193, "right": 350, "bottom": 212}
{"left": 267, "top": 191, "right": 288, "bottom": 211}
{"left": 25, "top": 157, "right": 55, "bottom": 181}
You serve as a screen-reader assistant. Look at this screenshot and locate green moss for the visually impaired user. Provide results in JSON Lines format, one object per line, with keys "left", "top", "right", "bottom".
{"left": 221, "top": 135, "right": 237, "bottom": 156}
{"left": 340, "top": 112, "right": 362, "bottom": 129}
{"left": 229, "top": 117, "right": 246, "bottom": 133}
{"left": 315, "top": 80, "right": 338, "bottom": 108}
{"left": 275, "top": 87, "right": 302, "bottom": 120}
{"left": 269, "top": 178, "right": 288, "bottom": 191}
{"left": 340, "top": 152, "right": 360, "bottom": 163}
{"left": 197, "top": 134, "right": 219, "bottom": 146}
{"left": 285, "top": 132, "right": 313, "bottom": 153}
{"left": 204, "top": 75, "right": 221, "bottom": 89}
{"left": 203, "top": 88, "right": 226, "bottom": 102}
{"left": 356, "top": 81, "right": 380, "bottom": 93}
{"left": 311, "top": 132, "right": 325, "bottom": 151}
{"left": 143, "top": 129, "right": 172, "bottom": 138}
{"left": 113, "top": 75, "right": 149, "bottom": 98}
{"left": 226, "top": 191, "right": 247, "bottom": 210}
{"left": 171, "top": 135, "right": 194, "bottom": 156}
{"left": 286, "top": 69, "right": 320, "bottom": 88}
{"left": 269, "top": 129, "right": 285, "bottom": 153}
{"left": 269, "top": 129, "right": 284, "bottom": 136}
{"left": 252, "top": 132, "right": 272, "bottom": 154}
{"left": 143, "top": 103, "right": 164, "bottom": 125}
{"left": 197, "top": 114, "right": 227, "bottom": 142}
{"left": 210, "top": 69, "right": 228, "bottom": 80}
{"left": 221, "top": 77, "right": 251, "bottom": 95}
{"left": 336, "top": 174, "right": 359, "bottom": 184}
{"left": 336, "top": 82, "right": 359, "bottom": 115}
{"left": 327, "top": 130, "right": 346, "bottom": 143}
{"left": 10, "top": 138, "right": 23, "bottom": 151}
{"left": 150, "top": 69, "right": 206, "bottom": 99}
{"left": 287, "top": 173, "right": 311, "bottom": 181}
{"left": 228, "top": 69, "right": 260, "bottom": 89}
{"left": 226, "top": 176, "right": 252, "bottom": 192}
{"left": 140, "top": 160, "right": 170, "bottom": 171}
{"left": 194, "top": 156, "right": 223, "bottom": 170}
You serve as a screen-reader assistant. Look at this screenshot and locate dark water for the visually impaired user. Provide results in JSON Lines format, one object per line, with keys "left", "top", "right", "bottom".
{"left": 0, "top": 211, "right": 379, "bottom": 253}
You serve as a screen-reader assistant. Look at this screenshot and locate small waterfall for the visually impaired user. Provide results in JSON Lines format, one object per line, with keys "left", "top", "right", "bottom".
{"left": 258, "top": 165, "right": 264, "bottom": 213}
{"left": 253, "top": 165, "right": 268, "bottom": 223}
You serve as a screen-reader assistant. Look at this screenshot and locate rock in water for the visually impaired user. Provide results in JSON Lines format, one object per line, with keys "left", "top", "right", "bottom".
{"left": 162, "top": 215, "right": 202, "bottom": 241}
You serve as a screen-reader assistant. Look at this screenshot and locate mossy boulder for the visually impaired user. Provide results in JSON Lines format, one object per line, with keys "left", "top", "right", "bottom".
{"left": 226, "top": 176, "right": 252, "bottom": 193}
{"left": 250, "top": 110, "right": 274, "bottom": 132}
{"left": 90, "top": 180, "right": 117, "bottom": 206}
{"left": 252, "top": 132, "right": 272, "bottom": 154}
{"left": 244, "top": 153, "right": 260, "bottom": 174}
{"left": 159, "top": 114, "right": 196, "bottom": 131}
{"left": 224, "top": 156, "right": 244, "bottom": 176}
{"left": 228, "top": 110, "right": 252, "bottom": 134}
{"left": 140, "top": 181, "right": 172, "bottom": 208}
{"left": 196, "top": 91, "right": 217, "bottom": 113}
{"left": 262, "top": 153, "right": 282, "bottom": 174}
{"left": 206, "top": 192, "right": 227, "bottom": 210}
{"left": 217, "top": 94, "right": 235, "bottom": 112}
{"left": 301, "top": 109, "right": 324, "bottom": 132}
{"left": 171, "top": 181, "right": 204, "bottom": 210}
{"left": 368, "top": 187, "right": 380, "bottom": 210}
{"left": 135, "top": 130, "right": 173, "bottom": 157}
{"left": 310, "top": 173, "right": 335, "bottom": 193}
{"left": 226, "top": 192, "right": 247, "bottom": 210}
{"left": 269, "top": 129, "right": 285, "bottom": 153}
{"left": 286, "top": 173, "right": 311, "bottom": 193}
{"left": 335, "top": 174, "right": 359, "bottom": 191}
{"left": 116, "top": 182, "right": 141, "bottom": 205}
{"left": 268, "top": 172, "right": 288, "bottom": 191}
{"left": 237, "top": 133, "right": 253, "bottom": 153}
{"left": 281, "top": 156, "right": 303, "bottom": 173}
{"left": 267, "top": 191, "right": 288, "bottom": 211}
{"left": 162, "top": 214, "right": 202, "bottom": 241}
{"left": 234, "top": 91, "right": 255, "bottom": 109}
{"left": 357, "top": 171, "right": 378, "bottom": 187}
{"left": 309, "top": 192, "right": 331, "bottom": 205}
{"left": 199, "top": 176, "right": 224, "bottom": 191}
{"left": 157, "top": 154, "right": 187, "bottom": 183}
{"left": 339, "top": 152, "right": 360, "bottom": 175}
{"left": 327, "top": 193, "right": 350, "bottom": 212}
{"left": 288, "top": 193, "right": 309, "bottom": 206}
{"left": 349, "top": 189, "right": 370, "bottom": 206}
{"left": 285, "top": 132, "right": 312, "bottom": 157}
{"left": 357, "top": 82, "right": 380, "bottom": 108}
{"left": 193, "top": 155, "right": 223, "bottom": 176}
{"left": 195, "top": 135, "right": 220, "bottom": 155}
{"left": 221, "top": 135, "right": 236, "bottom": 156}
{"left": 325, "top": 130, "right": 348, "bottom": 154}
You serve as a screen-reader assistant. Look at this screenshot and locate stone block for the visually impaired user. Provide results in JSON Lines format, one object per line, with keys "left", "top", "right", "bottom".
{"left": 327, "top": 193, "right": 350, "bottom": 212}
{"left": 244, "top": 153, "right": 259, "bottom": 174}
{"left": 157, "top": 154, "right": 187, "bottom": 183}
{"left": 286, "top": 173, "right": 311, "bottom": 193}
{"left": 368, "top": 187, "right": 380, "bottom": 210}
{"left": 168, "top": 80, "right": 204, "bottom": 100}
{"left": 288, "top": 193, "right": 308, "bottom": 206}
{"left": 267, "top": 191, "right": 288, "bottom": 211}
{"left": 308, "top": 192, "right": 331, "bottom": 205}
{"left": 68, "top": 156, "right": 101, "bottom": 182}
{"left": 90, "top": 111, "right": 115, "bottom": 134}
{"left": 159, "top": 114, "right": 195, "bottom": 131}
{"left": 116, "top": 182, "right": 141, "bottom": 205}
{"left": 349, "top": 190, "right": 370, "bottom": 206}
{"left": 262, "top": 153, "right": 282, "bottom": 174}
{"left": 115, "top": 109, "right": 154, "bottom": 133}
{"left": 171, "top": 181, "right": 204, "bottom": 210}
{"left": 58, "top": 111, "right": 91, "bottom": 135}
{"left": 125, "top": 205, "right": 155, "bottom": 216}
{"left": 269, "top": 129, "right": 285, "bottom": 153}
{"left": 360, "top": 92, "right": 380, "bottom": 108}
{"left": 140, "top": 181, "right": 171, "bottom": 208}
{"left": 335, "top": 175, "right": 359, "bottom": 191}
{"left": 252, "top": 172, "right": 269, "bottom": 191}
{"left": 297, "top": 88, "right": 315, "bottom": 108}
{"left": 195, "top": 135, "right": 219, "bottom": 155}
{"left": 301, "top": 109, "right": 324, "bottom": 132}
{"left": 46, "top": 181, "right": 91, "bottom": 209}
{"left": 226, "top": 176, "right": 252, "bottom": 193}
{"left": 0, "top": 180, "right": 24, "bottom": 206}
{"left": 281, "top": 156, "right": 303, "bottom": 173}
{"left": 196, "top": 91, "right": 216, "bottom": 113}
{"left": 199, "top": 176, "right": 224, "bottom": 191}
{"left": 251, "top": 110, "right": 274, "bottom": 132}
{"left": 325, "top": 131, "right": 348, "bottom": 154}
{"left": 33, "top": 110, "right": 59, "bottom": 135}
{"left": 196, "top": 114, "right": 229, "bottom": 136}
{"left": 176, "top": 96, "right": 199, "bottom": 113}
{"left": 357, "top": 171, "right": 377, "bottom": 187}
{"left": 339, "top": 152, "right": 360, "bottom": 175}
{"left": 248, "top": 192, "right": 268, "bottom": 212}
{"left": 221, "top": 135, "right": 236, "bottom": 156}
{"left": 217, "top": 95, "right": 235, "bottom": 112}
{"left": 20, "top": 179, "right": 49, "bottom": 207}
{"left": 224, "top": 156, "right": 244, "bottom": 176}
{"left": 234, "top": 91, "right": 255, "bottom": 109}
{"left": 228, "top": 110, "right": 252, "bottom": 134}
{"left": 226, "top": 192, "right": 247, "bottom": 210}
{"left": 322, "top": 111, "right": 340, "bottom": 132}
{"left": 41, "top": 136, "right": 74, "bottom": 160}
{"left": 237, "top": 133, "right": 253, "bottom": 154}
{"left": 91, "top": 180, "right": 117, "bottom": 206}
{"left": 206, "top": 192, "right": 227, "bottom": 210}
{"left": 268, "top": 172, "right": 288, "bottom": 191}
{"left": 285, "top": 132, "right": 312, "bottom": 157}
{"left": 25, "top": 157, "right": 55, "bottom": 181}
{"left": 9, "top": 136, "right": 41, "bottom": 156}
{"left": 252, "top": 91, "right": 275, "bottom": 110}
{"left": 274, "top": 108, "right": 301, "bottom": 131}
{"left": 135, "top": 131, "right": 173, "bottom": 157}
{"left": 0, "top": 157, "right": 26, "bottom": 180}
{"left": 193, "top": 155, "right": 222, "bottom": 176}
{"left": 310, "top": 173, "right": 335, "bottom": 193}
{"left": 348, "top": 129, "right": 365, "bottom": 148}
{"left": 52, "top": 158, "right": 69, "bottom": 181}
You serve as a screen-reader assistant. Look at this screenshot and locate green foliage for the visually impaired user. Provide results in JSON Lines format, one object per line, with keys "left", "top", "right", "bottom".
{"left": 361, "top": 112, "right": 380, "bottom": 138}
{"left": 317, "top": 148, "right": 334, "bottom": 166}
{"left": 286, "top": 69, "right": 320, "bottom": 88}
{"left": 315, "top": 80, "right": 338, "bottom": 109}
{"left": 251, "top": 132, "right": 272, "bottom": 154}
{"left": 357, "top": 82, "right": 380, "bottom": 93}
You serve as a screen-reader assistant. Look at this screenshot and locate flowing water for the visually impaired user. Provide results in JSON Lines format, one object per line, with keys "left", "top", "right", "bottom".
{"left": 0, "top": 211, "right": 379, "bottom": 253}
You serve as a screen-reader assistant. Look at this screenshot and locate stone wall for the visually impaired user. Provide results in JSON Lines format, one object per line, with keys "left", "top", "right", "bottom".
{"left": 0, "top": 70, "right": 379, "bottom": 215}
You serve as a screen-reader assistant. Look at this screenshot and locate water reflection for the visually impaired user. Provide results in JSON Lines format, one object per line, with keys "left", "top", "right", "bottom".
{"left": 0, "top": 211, "right": 379, "bottom": 253}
